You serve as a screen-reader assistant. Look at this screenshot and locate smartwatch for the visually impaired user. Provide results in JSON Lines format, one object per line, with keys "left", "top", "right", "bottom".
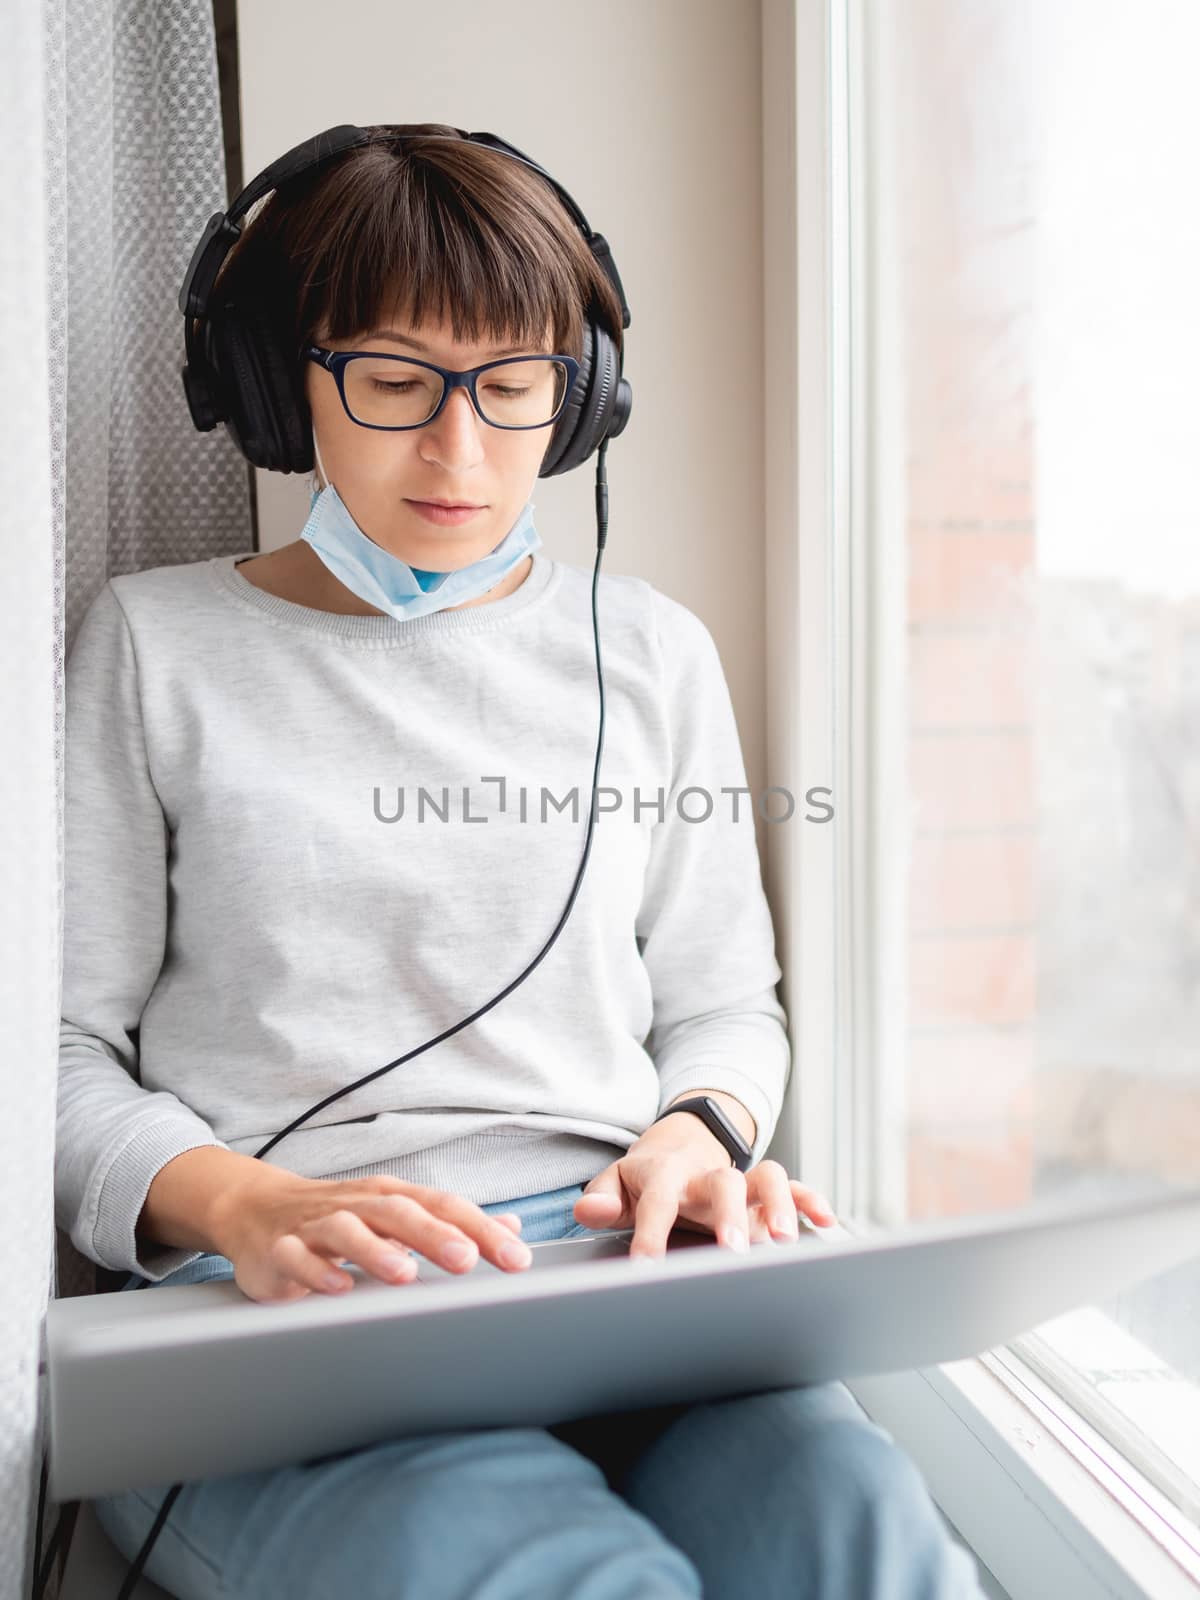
{"left": 650, "top": 1094, "right": 754, "bottom": 1172}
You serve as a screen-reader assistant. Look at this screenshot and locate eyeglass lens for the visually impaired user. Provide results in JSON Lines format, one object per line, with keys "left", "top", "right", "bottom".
{"left": 342, "top": 357, "right": 570, "bottom": 428}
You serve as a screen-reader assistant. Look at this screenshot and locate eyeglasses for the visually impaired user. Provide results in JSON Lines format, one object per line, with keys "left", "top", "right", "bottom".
{"left": 305, "top": 345, "right": 580, "bottom": 432}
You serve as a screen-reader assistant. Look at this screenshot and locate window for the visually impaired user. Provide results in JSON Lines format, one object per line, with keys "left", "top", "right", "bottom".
{"left": 841, "top": 0, "right": 1200, "bottom": 1531}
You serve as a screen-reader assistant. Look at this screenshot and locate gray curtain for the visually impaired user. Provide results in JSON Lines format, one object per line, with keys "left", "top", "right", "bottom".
{"left": 5, "top": 0, "right": 251, "bottom": 1593}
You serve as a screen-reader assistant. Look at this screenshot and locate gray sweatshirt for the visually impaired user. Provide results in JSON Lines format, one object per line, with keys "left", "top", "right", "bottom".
{"left": 56, "top": 545, "right": 790, "bottom": 1281}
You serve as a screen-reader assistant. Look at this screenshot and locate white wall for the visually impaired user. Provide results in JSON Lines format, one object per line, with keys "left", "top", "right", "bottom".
{"left": 236, "top": 0, "right": 770, "bottom": 819}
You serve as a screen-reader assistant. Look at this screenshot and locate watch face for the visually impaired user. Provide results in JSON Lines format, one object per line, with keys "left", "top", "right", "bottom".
{"left": 655, "top": 1097, "right": 752, "bottom": 1168}
{"left": 697, "top": 1097, "right": 752, "bottom": 1164}
{"left": 704, "top": 1097, "right": 743, "bottom": 1141}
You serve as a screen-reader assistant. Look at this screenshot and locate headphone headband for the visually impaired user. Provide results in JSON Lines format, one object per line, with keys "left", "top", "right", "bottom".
{"left": 181, "top": 125, "right": 630, "bottom": 331}
{"left": 179, "top": 123, "right": 632, "bottom": 475}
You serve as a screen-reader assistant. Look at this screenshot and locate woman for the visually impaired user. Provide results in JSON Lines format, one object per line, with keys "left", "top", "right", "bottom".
{"left": 57, "top": 124, "right": 985, "bottom": 1598}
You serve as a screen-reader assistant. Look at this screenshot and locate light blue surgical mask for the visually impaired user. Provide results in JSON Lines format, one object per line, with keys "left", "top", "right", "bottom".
{"left": 299, "top": 430, "right": 541, "bottom": 622}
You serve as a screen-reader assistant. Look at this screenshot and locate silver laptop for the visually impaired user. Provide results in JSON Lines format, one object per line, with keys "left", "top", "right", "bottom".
{"left": 46, "top": 1182, "right": 1200, "bottom": 1501}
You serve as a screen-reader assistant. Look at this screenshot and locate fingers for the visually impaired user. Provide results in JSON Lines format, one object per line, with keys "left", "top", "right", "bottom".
{"left": 574, "top": 1180, "right": 629, "bottom": 1230}
{"left": 745, "top": 1200, "right": 776, "bottom": 1244}
{"left": 705, "top": 1165, "right": 751, "bottom": 1251}
{"left": 628, "top": 1184, "right": 682, "bottom": 1260}
{"left": 272, "top": 1210, "right": 417, "bottom": 1295}
{"left": 788, "top": 1177, "right": 837, "bottom": 1226}
{"left": 273, "top": 1194, "right": 533, "bottom": 1297}
{"left": 353, "top": 1193, "right": 532, "bottom": 1276}
{"left": 744, "top": 1162, "right": 837, "bottom": 1233}
{"left": 354, "top": 1178, "right": 523, "bottom": 1238}
{"left": 631, "top": 1166, "right": 753, "bottom": 1260}
{"left": 755, "top": 1159, "right": 801, "bottom": 1240}
{"left": 246, "top": 1167, "right": 837, "bottom": 1305}
{"left": 626, "top": 1162, "right": 838, "bottom": 1267}
{"left": 574, "top": 1161, "right": 628, "bottom": 1228}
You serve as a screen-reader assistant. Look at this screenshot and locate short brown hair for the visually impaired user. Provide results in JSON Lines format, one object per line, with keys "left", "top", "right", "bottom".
{"left": 214, "top": 123, "right": 625, "bottom": 373}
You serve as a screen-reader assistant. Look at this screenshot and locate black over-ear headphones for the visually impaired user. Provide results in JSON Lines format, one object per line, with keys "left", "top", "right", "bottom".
{"left": 177, "top": 122, "right": 632, "bottom": 475}
{"left": 45, "top": 128, "right": 632, "bottom": 1600}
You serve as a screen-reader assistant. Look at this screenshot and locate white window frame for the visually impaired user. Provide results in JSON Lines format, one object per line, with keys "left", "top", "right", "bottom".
{"left": 759, "top": 3, "right": 1200, "bottom": 1596}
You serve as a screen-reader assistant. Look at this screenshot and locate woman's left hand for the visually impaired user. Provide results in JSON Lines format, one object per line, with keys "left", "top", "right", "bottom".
{"left": 572, "top": 1116, "right": 838, "bottom": 1259}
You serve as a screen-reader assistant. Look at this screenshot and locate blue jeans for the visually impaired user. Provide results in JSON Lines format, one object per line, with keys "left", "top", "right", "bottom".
{"left": 94, "top": 1181, "right": 985, "bottom": 1599}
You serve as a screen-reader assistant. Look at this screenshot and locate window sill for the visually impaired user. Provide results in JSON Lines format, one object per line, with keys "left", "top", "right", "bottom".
{"left": 847, "top": 1347, "right": 1200, "bottom": 1600}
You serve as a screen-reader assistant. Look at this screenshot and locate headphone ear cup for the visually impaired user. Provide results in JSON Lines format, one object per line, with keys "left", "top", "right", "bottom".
{"left": 592, "top": 325, "right": 631, "bottom": 446}
{"left": 181, "top": 316, "right": 227, "bottom": 432}
{"left": 210, "top": 305, "right": 312, "bottom": 473}
{"left": 210, "top": 309, "right": 277, "bottom": 469}
{"left": 540, "top": 317, "right": 619, "bottom": 478}
{"left": 256, "top": 323, "right": 314, "bottom": 474}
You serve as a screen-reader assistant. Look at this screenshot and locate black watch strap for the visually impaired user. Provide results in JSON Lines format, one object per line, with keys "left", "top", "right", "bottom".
{"left": 651, "top": 1094, "right": 754, "bottom": 1171}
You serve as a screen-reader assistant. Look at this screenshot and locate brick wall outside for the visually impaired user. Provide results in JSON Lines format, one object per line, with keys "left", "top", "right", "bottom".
{"left": 889, "top": 3, "right": 1200, "bottom": 1223}
{"left": 892, "top": 0, "right": 1038, "bottom": 1218}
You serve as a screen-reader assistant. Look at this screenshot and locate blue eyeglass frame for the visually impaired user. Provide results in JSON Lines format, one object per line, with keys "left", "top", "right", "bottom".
{"left": 304, "top": 344, "right": 581, "bottom": 432}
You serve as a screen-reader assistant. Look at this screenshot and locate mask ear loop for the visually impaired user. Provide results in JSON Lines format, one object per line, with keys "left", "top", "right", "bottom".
{"left": 310, "top": 426, "right": 329, "bottom": 497}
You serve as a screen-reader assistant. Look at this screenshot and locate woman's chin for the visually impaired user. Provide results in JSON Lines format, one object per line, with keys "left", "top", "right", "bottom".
{"left": 397, "top": 527, "right": 502, "bottom": 568}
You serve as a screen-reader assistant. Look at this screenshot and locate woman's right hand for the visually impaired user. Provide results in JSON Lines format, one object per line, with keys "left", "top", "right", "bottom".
{"left": 210, "top": 1171, "right": 534, "bottom": 1304}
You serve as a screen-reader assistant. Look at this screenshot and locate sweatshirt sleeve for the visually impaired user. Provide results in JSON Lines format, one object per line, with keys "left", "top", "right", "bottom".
{"left": 56, "top": 580, "right": 229, "bottom": 1282}
{"left": 636, "top": 591, "right": 792, "bottom": 1166}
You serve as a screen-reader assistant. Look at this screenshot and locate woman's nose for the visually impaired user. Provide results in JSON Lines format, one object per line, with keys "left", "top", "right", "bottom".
{"left": 419, "top": 384, "right": 486, "bottom": 468}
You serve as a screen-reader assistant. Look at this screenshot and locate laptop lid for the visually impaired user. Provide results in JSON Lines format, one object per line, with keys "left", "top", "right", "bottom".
{"left": 47, "top": 1182, "right": 1200, "bottom": 1500}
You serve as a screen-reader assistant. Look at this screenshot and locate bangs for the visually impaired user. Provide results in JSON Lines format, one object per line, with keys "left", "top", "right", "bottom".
{"left": 306, "top": 158, "right": 575, "bottom": 356}
{"left": 220, "top": 125, "right": 620, "bottom": 370}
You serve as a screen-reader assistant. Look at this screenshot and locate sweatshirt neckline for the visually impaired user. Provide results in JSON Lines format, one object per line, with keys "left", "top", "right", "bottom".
{"left": 208, "top": 545, "right": 558, "bottom": 644}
